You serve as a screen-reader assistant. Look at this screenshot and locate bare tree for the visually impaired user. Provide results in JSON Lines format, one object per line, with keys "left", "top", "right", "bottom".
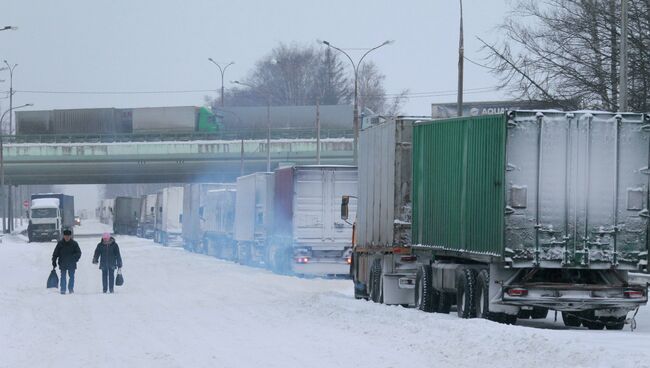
{"left": 484, "top": 0, "right": 650, "bottom": 111}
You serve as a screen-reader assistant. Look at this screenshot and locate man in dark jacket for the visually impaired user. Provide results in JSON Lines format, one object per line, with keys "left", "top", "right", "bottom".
{"left": 52, "top": 229, "right": 82, "bottom": 294}
{"left": 92, "top": 232, "right": 123, "bottom": 293}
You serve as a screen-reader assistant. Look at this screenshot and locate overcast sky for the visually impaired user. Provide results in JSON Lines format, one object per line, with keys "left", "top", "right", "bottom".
{"left": 2, "top": 0, "right": 511, "bottom": 117}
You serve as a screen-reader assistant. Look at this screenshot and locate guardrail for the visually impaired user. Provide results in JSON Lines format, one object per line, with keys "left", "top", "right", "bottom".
{"left": 5, "top": 128, "right": 354, "bottom": 143}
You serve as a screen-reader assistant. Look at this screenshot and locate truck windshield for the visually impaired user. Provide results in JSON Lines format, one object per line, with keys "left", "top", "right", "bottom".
{"left": 31, "top": 208, "right": 57, "bottom": 218}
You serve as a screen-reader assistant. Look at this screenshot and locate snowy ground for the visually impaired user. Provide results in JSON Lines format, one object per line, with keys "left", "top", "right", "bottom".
{"left": 1, "top": 234, "right": 650, "bottom": 368}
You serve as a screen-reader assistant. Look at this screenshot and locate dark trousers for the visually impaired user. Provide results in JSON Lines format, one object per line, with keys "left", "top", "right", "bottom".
{"left": 60, "top": 268, "right": 75, "bottom": 293}
{"left": 101, "top": 268, "right": 115, "bottom": 293}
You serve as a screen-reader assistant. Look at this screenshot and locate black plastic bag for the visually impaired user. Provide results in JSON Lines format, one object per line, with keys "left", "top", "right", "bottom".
{"left": 115, "top": 269, "right": 124, "bottom": 286}
{"left": 47, "top": 269, "right": 59, "bottom": 289}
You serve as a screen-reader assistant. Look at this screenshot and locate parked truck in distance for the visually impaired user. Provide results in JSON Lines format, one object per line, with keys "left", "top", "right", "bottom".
{"left": 113, "top": 196, "right": 141, "bottom": 235}
{"left": 99, "top": 199, "right": 114, "bottom": 226}
{"left": 203, "top": 187, "right": 237, "bottom": 260}
{"left": 234, "top": 172, "right": 275, "bottom": 266}
{"left": 137, "top": 194, "right": 157, "bottom": 239}
{"left": 268, "top": 165, "right": 357, "bottom": 276}
{"left": 182, "top": 183, "right": 234, "bottom": 253}
{"left": 346, "top": 112, "right": 649, "bottom": 329}
{"left": 154, "top": 187, "right": 184, "bottom": 246}
{"left": 28, "top": 193, "right": 74, "bottom": 242}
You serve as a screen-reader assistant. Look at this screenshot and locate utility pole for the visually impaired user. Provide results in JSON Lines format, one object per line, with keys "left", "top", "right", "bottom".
{"left": 619, "top": 0, "right": 628, "bottom": 112}
{"left": 457, "top": 0, "right": 464, "bottom": 117}
{"left": 316, "top": 98, "right": 321, "bottom": 165}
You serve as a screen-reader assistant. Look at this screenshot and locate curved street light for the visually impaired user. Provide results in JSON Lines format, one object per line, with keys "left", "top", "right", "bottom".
{"left": 208, "top": 58, "right": 234, "bottom": 107}
{"left": 232, "top": 80, "right": 272, "bottom": 172}
{"left": 0, "top": 103, "right": 32, "bottom": 233}
{"left": 320, "top": 40, "right": 393, "bottom": 163}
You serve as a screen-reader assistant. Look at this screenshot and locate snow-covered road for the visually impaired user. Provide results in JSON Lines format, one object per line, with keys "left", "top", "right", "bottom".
{"left": 1, "top": 233, "right": 650, "bottom": 368}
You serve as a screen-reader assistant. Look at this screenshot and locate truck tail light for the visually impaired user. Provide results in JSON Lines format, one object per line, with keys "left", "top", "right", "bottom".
{"left": 295, "top": 257, "right": 310, "bottom": 264}
{"left": 346, "top": 257, "right": 352, "bottom": 265}
{"left": 400, "top": 256, "right": 417, "bottom": 262}
{"left": 624, "top": 289, "right": 644, "bottom": 299}
{"left": 506, "top": 288, "right": 528, "bottom": 297}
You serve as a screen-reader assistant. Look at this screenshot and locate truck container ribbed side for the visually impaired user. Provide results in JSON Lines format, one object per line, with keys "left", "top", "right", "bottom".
{"left": 412, "top": 115, "right": 506, "bottom": 257}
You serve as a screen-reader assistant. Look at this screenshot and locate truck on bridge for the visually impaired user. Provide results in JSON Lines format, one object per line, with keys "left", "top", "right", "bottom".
{"left": 345, "top": 112, "right": 649, "bottom": 329}
{"left": 28, "top": 193, "right": 74, "bottom": 242}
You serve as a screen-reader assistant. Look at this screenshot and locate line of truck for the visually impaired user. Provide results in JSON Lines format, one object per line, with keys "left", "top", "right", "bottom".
{"left": 345, "top": 112, "right": 649, "bottom": 329}
{"left": 99, "top": 165, "right": 357, "bottom": 277}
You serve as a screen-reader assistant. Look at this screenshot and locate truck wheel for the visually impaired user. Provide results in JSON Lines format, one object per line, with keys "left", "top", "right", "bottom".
{"left": 561, "top": 312, "right": 582, "bottom": 327}
{"left": 581, "top": 311, "right": 605, "bottom": 330}
{"left": 531, "top": 307, "right": 549, "bottom": 319}
{"left": 603, "top": 316, "right": 626, "bottom": 330}
{"left": 415, "top": 265, "right": 436, "bottom": 312}
{"left": 517, "top": 310, "right": 532, "bottom": 319}
{"left": 456, "top": 268, "right": 477, "bottom": 319}
{"left": 369, "top": 260, "right": 383, "bottom": 303}
{"left": 474, "top": 269, "right": 490, "bottom": 319}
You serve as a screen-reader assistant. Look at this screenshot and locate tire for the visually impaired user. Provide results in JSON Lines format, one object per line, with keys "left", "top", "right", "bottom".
{"left": 518, "top": 310, "right": 532, "bottom": 319}
{"left": 474, "top": 269, "right": 490, "bottom": 319}
{"left": 369, "top": 259, "right": 382, "bottom": 303}
{"left": 603, "top": 316, "right": 626, "bottom": 330}
{"left": 456, "top": 268, "right": 477, "bottom": 319}
{"left": 581, "top": 311, "right": 605, "bottom": 330}
{"left": 562, "top": 312, "right": 582, "bottom": 327}
{"left": 531, "top": 307, "right": 549, "bottom": 319}
{"left": 414, "top": 265, "right": 436, "bottom": 313}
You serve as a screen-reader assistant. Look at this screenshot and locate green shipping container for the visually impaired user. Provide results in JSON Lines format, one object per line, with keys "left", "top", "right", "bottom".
{"left": 412, "top": 111, "right": 649, "bottom": 270}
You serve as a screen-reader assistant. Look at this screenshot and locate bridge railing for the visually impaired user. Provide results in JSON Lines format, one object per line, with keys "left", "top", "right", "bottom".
{"left": 5, "top": 128, "right": 354, "bottom": 144}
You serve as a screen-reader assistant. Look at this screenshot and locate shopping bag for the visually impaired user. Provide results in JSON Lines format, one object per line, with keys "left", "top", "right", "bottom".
{"left": 47, "top": 269, "right": 59, "bottom": 289}
{"left": 115, "top": 269, "right": 124, "bottom": 286}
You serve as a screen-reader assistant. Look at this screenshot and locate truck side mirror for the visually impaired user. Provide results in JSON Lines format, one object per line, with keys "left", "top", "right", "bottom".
{"left": 341, "top": 196, "right": 349, "bottom": 220}
{"left": 179, "top": 214, "right": 183, "bottom": 224}
{"left": 199, "top": 207, "right": 205, "bottom": 219}
{"left": 150, "top": 206, "right": 154, "bottom": 214}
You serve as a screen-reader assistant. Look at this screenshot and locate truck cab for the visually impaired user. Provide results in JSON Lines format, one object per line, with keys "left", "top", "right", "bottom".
{"left": 29, "top": 198, "right": 62, "bottom": 242}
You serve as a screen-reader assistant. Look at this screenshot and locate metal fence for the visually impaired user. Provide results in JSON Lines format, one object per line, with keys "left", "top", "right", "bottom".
{"left": 3, "top": 128, "right": 354, "bottom": 144}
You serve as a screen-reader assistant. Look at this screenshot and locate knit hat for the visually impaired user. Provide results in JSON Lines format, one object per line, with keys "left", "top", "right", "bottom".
{"left": 102, "top": 232, "right": 111, "bottom": 241}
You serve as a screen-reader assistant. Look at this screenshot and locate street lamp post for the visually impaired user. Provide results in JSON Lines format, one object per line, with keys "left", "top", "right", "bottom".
{"left": 321, "top": 40, "right": 393, "bottom": 164}
{"left": 233, "top": 81, "right": 272, "bottom": 172}
{"left": 0, "top": 103, "right": 32, "bottom": 233}
{"left": 3, "top": 61, "right": 17, "bottom": 135}
{"left": 208, "top": 58, "right": 234, "bottom": 107}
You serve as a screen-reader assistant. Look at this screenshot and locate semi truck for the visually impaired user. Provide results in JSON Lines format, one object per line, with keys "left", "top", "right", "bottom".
{"left": 137, "top": 194, "right": 157, "bottom": 238}
{"left": 99, "top": 199, "right": 114, "bottom": 225}
{"left": 15, "top": 106, "right": 220, "bottom": 136}
{"left": 182, "top": 183, "right": 234, "bottom": 253}
{"left": 203, "top": 187, "right": 238, "bottom": 260}
{"left": 345, "top": 112, "right": 649, "bottom": 329}
{"left": 113, "top": 196, "right": 142, "bottom": 235}
{"left": 28, "top": 193, "right": 74, "bottom": 242}
{"left": 348, "top": 117, "right": 422, "bottom": 304}
{"left": 268, "top": 165, "right": 357, "bottom": 276}
{"left": 234, "top": 173, "right": 275, "bottom": 266}
{"left": 154, "top": 187, "right": 184, "bottom": 246}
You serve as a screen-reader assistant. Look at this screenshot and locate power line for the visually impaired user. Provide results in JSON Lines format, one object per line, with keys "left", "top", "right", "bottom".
{"left": 14, "top": 89, "right": 218, "bottom": 95}
{"left": 7, "top": 85, "right": 500, "bottom": 100}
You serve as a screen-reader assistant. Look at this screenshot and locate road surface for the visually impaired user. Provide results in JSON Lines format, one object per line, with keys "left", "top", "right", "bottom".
{"left": 1, "top": 229, "right": 649, "bottom": 368}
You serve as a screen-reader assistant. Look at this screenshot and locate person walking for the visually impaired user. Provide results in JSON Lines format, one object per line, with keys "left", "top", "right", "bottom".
{"left": 51, "top": 229, "right": 82, "bottom": 295}
{"left": 92, "top": 232, "right": 123, "bottom": 293}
